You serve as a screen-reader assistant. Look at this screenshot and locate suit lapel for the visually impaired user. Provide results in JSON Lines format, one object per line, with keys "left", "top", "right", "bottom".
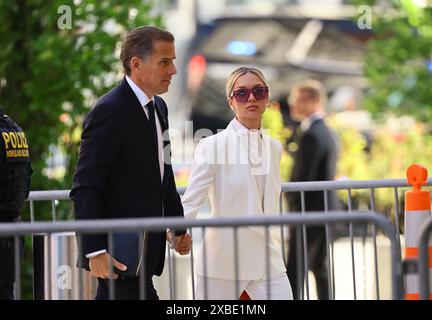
{"left": 154, "top": 98, "right": 169, "bottom": 185}
{"left": 154, "top": 97, "right": 167, "bottom": 132}
{"left": 154, "top": 98, "right": 168, "bottom": 148}
{"left": 120, "top": 79, "right": 161, "bottom": 181}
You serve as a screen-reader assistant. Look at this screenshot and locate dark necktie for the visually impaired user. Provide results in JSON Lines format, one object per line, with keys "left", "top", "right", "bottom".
{"left": 146, "top": 100, "right": 158, "bottom": 153}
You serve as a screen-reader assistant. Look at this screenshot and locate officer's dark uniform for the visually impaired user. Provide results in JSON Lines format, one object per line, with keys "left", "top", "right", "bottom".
{"left": 0, "top": 108, "right": 32, "bottom": 300}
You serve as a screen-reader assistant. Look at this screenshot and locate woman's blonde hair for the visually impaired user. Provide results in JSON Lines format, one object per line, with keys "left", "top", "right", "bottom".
{"left": 225, "top": 67, "right": 269, "bottom": 102}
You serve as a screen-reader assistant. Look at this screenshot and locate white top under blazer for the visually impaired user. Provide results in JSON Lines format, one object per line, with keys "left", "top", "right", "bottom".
{"left": 182, "top": 118, "right": 287, "bottom": 280}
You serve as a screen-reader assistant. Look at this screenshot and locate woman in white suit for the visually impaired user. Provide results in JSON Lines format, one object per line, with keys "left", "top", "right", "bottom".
{"left": 182, "top": 67, "right": 293, "bottom": 300}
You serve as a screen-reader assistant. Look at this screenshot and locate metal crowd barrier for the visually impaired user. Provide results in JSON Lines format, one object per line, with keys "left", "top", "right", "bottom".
{"left": 14, "top": 179, "right": 432, "bottom": 300}
{"left": 0, "top": 211, "right": 403, "bottom": 300}
{"left": 281, "top": 179, "right": 432, "bottom": 300}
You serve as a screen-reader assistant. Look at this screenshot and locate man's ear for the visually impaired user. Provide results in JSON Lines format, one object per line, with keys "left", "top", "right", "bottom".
{"left": 130, "top": 56, "right": 140, "bottom": 73}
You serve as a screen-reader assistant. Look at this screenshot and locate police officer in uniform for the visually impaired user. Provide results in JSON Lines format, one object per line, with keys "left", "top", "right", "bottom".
{"left": 0, "top": 107, "right": 32, "bottom": 300}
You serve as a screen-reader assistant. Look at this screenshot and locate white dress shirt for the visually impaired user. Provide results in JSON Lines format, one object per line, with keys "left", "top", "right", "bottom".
{"left": 230, "top": 117, "right": 266, "bottom": 210}
{"left": 125, "top": 76, "right": 164, "bottom": 180}
{"left": 300, "top": 112, "right": 322, "bottom": 132}
{"left": 85, "top": 76, "right": 165, "bottom": 259}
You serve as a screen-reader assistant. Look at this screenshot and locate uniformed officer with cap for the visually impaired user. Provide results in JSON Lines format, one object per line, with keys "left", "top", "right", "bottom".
{"left": 0, "top": 107, "right": 32, "bottom": 300}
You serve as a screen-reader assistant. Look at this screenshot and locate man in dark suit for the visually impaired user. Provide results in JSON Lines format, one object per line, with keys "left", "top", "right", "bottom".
{"left": 285, "top": 80, "right": 339, "bottom": 300}
{"left": 70, "top": 26, "right": 191, "bottom": 300}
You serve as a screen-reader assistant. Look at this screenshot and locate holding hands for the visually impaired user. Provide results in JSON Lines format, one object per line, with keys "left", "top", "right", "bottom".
{"left": 167, "top": 230, "right": 192, "bottom": 255}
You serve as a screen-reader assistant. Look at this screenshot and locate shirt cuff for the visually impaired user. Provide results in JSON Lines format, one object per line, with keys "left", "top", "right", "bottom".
{"left": 85, "top": 249, "right": 107, "bottom": 259}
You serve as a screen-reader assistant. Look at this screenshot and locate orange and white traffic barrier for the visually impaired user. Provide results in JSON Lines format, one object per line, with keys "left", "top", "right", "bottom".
{"left": 404, "top": 164, "right": 432, "bottom": 300}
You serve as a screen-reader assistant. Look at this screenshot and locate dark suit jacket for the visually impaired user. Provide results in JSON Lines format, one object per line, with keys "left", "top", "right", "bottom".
{"left": 70, "top": 78, "right": 185, "bottom": 276}
{"left": 288, "top": 118, "right": 339, "bottom": 212}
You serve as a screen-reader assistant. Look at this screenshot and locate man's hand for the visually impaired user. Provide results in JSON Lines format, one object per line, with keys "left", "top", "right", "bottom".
{"left": 175, "top": 233, "right": 192, "bottom": 255}
{"left": 88, "top": 252, "right": 127, "bottom": 279}
{"left": 167, "top": 231, "right": 192, "bottom": 255}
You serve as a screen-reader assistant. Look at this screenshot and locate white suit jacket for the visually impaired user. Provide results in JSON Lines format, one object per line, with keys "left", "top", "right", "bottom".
{"left": 182, "top": 119, "right": 287, "bottom": 280}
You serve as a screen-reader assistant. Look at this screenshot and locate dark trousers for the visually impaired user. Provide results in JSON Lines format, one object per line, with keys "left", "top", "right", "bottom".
{"left": 0, "top": 237, "right": 21, "bottom": 300}
{"left": 95, "top": 276, "right": 159, "bottom": 300}
{"left": 286, "top": 226, "right": 330, "bottom": 300}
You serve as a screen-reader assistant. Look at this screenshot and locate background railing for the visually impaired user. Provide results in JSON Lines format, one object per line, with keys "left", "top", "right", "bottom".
{"left": 0, "top": 212, "right": 403, "bottom": 300}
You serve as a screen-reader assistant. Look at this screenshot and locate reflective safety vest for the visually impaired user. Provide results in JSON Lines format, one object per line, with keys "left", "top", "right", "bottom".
{"left": 0, "top": 109, "right": 32, "bottom": 220}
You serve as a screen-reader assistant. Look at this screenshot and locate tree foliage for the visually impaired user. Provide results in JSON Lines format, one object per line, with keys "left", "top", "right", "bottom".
{"left": 357, "top": 0, "right": 432, "bottom": 121}
{"left": 0, "top": 0, "right": 163, "bottom": 194}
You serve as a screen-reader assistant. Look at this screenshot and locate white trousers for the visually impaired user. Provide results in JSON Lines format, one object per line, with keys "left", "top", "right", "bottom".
{"left": 195, "top": 273, "right": 293, "bottom": 300}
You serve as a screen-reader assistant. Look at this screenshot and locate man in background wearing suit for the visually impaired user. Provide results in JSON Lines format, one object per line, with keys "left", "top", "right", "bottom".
{"left": 70, "top": 26, "right": 191, "bottom": 300}
{"left": 285, "top": 80, "right": 339, "bottom": 300}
